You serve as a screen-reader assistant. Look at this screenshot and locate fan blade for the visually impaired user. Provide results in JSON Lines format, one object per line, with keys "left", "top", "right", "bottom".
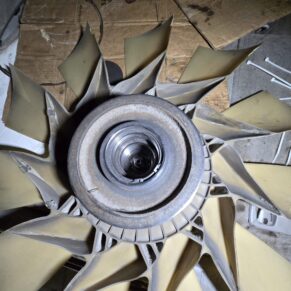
{"left": 197, "top": 254, "right": 231, "bottom": 291}
{"left": 45, "top": 91, "right": 70, "bottom": 156}
{"left": 1, "top": 90, "right": 68, "bottom": 156}
{"left": 102, "top": 282, "right": 130, "bottom": 291}
{"left": 201, "top": 197, "right": 237, "bottom": 291}
{"left": 244, "top": 163, "right": 291, "bottom": 219}
{"left": 11, "top": 214, "right": 93, "bottom": 255}
{"left": 151, "top": 233, "right": 201, "bottom": 291}
{"left": 124, "top": 17, "right": 172, "bottom": 77}
{"left": 0, "top": 206, "right": 50, "bottom": 233}
{"left": 193, "top": 104, "right": 269, "bottom": 140}
{"left": 223, "top": 91, "right": 291, "bottom": 132}
{"left": 5, "top": 66, "right": 48, "bottom": 142}
{"left": 179, "top": 45, "right": 257, "bottom": 84}
{"left": 156, "top": 77, "right": 223, "bottom": 105}
{"left": 0, "top": 151, "right": 42, "bottom": 210}
{"left": 10, "top": 152, "right": 69, "bottom": 209}
{"left": 212, "top": 145, "right": 278, "bottom": 213}
{"left": 235, "top": 223, "right": 291, "bottom": 291}
{"left": 0, "top": 232, "right": 71, "bottom": 291}
{"left": 59, "top": 24, "right": 100, "bottom": 99}
{"left": 176, "top": 270, "right": 202, "bottom": 291}
{"left": 45, "top": 91, "right": 70, "bottom": 130}
{"left": 65, "top": 243, "right": 146, "bottom": 290}
{"left": 228, "top": 131, "right": 291, "bottom": 164}
{"left": 75, "top": 57, "right": 110, "bottom": 110}
{"left": 166, "top": 240, "right": 202, "bottom": 291}
{"left": 0, "top": 121, "right": 45, "bottom": 155}
{"left": 112, "top": 52, "right": 165, "bottom": 96}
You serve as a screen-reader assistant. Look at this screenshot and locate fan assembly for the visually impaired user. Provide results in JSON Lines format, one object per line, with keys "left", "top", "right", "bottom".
{"left": 0, "top": 17, "right": 291, "bottom": 291}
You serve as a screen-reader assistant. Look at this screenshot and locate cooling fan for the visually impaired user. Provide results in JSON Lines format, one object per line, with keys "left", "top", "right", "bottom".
{"left": 0, "top": 17, "right": 291, "bottom": 291}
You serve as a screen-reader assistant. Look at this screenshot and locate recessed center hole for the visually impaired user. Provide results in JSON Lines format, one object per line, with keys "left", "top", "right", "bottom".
{"left": 121, "top": 142, "right": 158, "bottom": 179}
{"left": 99, "top": 122, "right": 163, "bottom": 184}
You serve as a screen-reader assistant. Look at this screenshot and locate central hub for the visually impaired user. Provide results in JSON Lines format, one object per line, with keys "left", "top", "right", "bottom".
{"left": 99, "top": 122, "right": 162, "bottom": 184}
{"left": 68, "top": 95, "right": 209, "bottom": 242}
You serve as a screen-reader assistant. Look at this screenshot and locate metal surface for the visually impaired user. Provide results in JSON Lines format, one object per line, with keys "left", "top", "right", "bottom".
{"left": 0, "top": 18, "right": 291, "bottom": 291}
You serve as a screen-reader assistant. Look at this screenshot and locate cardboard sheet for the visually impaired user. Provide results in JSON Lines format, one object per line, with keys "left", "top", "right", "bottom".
{"left": 176, "top": 0, "right": 291, "bottom": 48}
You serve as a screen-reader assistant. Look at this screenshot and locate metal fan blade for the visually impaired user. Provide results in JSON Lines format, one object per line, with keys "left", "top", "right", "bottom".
{"left": 201, "top": 197, "right": 237, "bottom": 291}
{"left": 193, "top": 104, "right": 269, "bottom": 140}
{"left": 223, "top": 91, "right": 291, "bottom": 132}
{"left": 212, "top": 145, "right": 278, "bottom": 213}
{"left": 244, "top": 163, "right": 291, "bottom": 219}
{"left": 124, "top": 17, "right": 172, "bottom": 77}
{"left": 179, "top": 45, "right": 257, "bottom": 84}
{"left": 0, "top": 232, "right": 71, "bottom": 291}
{"left": 59, "top": 24, "right": 100, "bottom": 99}
{"left": 65, "top": 243, "right": 146, "bottom": 291}
{"left": 112, "top": 52, "right": 165, "bottom": 96}
{"left": 151, "top": 233, "right": 201, "bottom": 291}
{"left": 11, "top": 214, "right": 93, "bottom": 255}
{"left": 0, "top": 151, "right": 42, "bottom": 210}
{"left": 5, "top": 66, "right": 48, "bottom": 142}
{"left": 10, "top": 152, "right": 69, "bottom": 209}
{"left": 156, "top": 77, "right": 223, "bottom": 105}
{"left": 75, "top": 56, "right": 110, "bottom": 110}
{"left": 234, "top": 223, "right": 291, "bottom": 291}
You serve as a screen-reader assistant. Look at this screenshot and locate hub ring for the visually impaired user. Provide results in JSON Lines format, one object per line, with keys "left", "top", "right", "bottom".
{"left": 68, "top": 95, "right": 205, "bottom": 232}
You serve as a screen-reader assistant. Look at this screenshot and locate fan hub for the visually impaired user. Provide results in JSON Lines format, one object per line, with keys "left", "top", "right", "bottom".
{"left": 68, "top": 95, "right": 208, "bottom": 242}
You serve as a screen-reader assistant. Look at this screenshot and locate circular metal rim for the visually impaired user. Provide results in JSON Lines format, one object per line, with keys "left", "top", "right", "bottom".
{"left": 68, "top": 95, "right": 205, "bottom": 230}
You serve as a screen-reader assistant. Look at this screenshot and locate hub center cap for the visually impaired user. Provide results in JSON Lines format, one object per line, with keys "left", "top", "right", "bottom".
{"left": 99, "top": 122, "right": 163, "bottom": 184}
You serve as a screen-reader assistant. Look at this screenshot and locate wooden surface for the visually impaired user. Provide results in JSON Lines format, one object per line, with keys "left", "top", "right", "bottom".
{"left": 15, "top": 0, "right": 288, "bottom": 112}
